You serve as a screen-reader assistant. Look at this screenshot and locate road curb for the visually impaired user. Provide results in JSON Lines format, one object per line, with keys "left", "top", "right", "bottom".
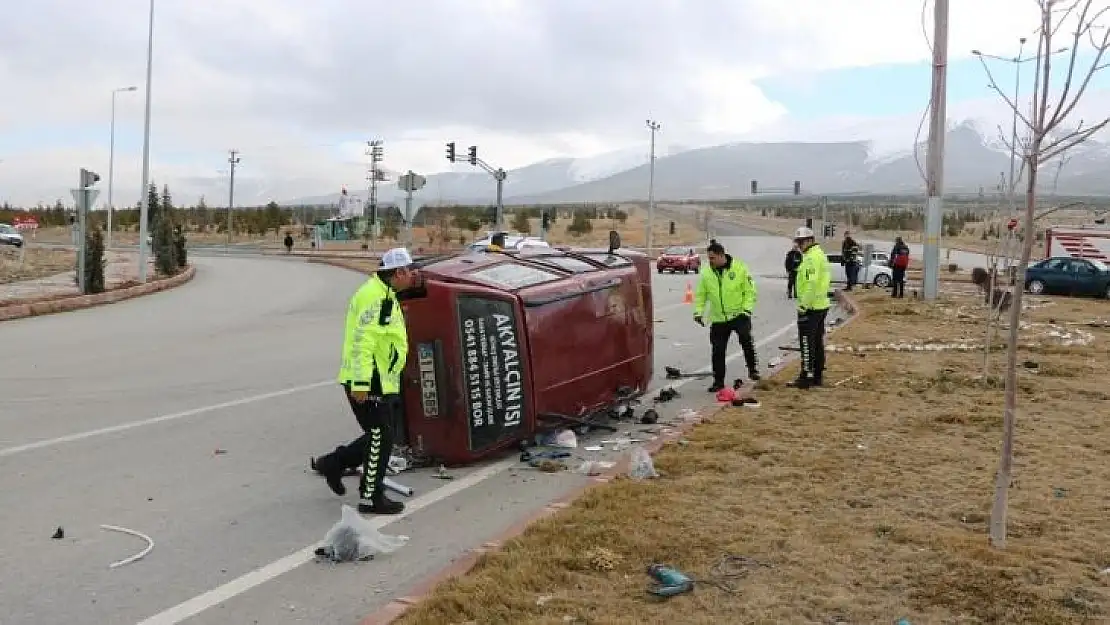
{"left": 0, "top": 264, "right": 196, "bottom": 322}
{"left": 359, "top": 290, "right": 863, "bottom": 625}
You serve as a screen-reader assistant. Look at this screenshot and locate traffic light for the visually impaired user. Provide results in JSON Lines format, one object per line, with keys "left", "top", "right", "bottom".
{"left": 80, "top": 168, "right": 100, "bottom": 188}
{"left": 750, "top": 180, "right": 758, "bottom": 195}
{"left": 669, "top": 221, "right": 675, "bottom": 235}
{"left": 823, "top": 224, "right": 834, "bottom": 237}
{"left": 468, "top": 146, "right": 478, "bottom": 165}
{"left": 793, "top": 180, "right": 801, "bottom": 195}
{"left": 541, "top": 211, "right": 550, "bottom": 231}
{"left": 446, "top": 142, "right": 456, "bottom": 162}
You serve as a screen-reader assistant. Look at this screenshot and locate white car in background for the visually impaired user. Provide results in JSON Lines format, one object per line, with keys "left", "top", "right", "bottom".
{"left": 0, "top": 223, "right": 25, "bottom": 247}
{"left": 826, "top": 252, "right": 893, "bottom": 288}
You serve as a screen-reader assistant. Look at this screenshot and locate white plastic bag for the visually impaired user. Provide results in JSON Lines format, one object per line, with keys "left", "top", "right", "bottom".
{"left": 552, "top": 429, "right": 578, "bottom": 448}
{"left": 317, "top": 504, "right": 410, "bottom": 562}
{"left": 628, "top": 446, "right": 658, "bottom": 480}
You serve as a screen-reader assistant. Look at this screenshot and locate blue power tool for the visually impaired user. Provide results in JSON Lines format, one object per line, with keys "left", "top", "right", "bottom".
{"left": 646, "top": 563, "right": 694, "bottom": 598}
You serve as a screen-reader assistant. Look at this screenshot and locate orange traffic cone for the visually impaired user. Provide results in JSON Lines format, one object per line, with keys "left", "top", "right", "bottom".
{"left": 683, "top": 282, "right": 694, "bottom": 304}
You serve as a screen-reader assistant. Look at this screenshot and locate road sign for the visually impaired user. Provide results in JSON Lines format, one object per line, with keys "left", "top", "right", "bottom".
{"left": 70, "top": 188, "right": 100, "bottom": 207}
{"left": 398, "top": 171, "right": 426, "bottom": 193}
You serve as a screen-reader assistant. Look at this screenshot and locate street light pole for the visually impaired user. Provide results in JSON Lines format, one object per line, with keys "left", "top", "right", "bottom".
{"left": 646, "top": 119, "right": 661, "bottom": 256}
{"left": 136, "top": 0, "right": 155, "bottom": 283}
{"left": 107, "top": 86, "right": 137, "bottom": 250}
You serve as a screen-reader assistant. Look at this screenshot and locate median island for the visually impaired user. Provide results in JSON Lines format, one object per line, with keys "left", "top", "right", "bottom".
{"left": 394, "top": 288, "right": 1110, "bottom": 624}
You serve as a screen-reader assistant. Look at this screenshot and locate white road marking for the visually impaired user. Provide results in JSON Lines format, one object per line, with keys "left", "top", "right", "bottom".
{"left": 132, "top": 320, "right": 798, "bottom": 624}
{"left": 134, "top": 459, "right": 515, "bottom": 625}
{"left": 0, "top": 381, "right": 334, "bottom": 459}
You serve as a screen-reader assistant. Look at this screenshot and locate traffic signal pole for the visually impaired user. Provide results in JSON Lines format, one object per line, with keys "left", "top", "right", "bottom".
{"left": 445, "top": 142, "right": 507, "bottom": 232}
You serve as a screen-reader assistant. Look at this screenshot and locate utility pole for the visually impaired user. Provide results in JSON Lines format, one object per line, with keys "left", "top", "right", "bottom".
{"left": 922, "top": 0, "right": 949, "bottom": 301}
{"left": 819, "top": 195, "right": 829, "bottom": 241}
{"left": 365, "top": 140, "right": 384, "bottom": 249}
{"left": 226, "top": 149, "right": 239, "bottom": 252}
{"left": 646, "top": 119, "right": 661, "bottom": 256}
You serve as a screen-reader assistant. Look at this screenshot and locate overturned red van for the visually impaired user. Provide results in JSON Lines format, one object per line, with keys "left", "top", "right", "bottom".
{"left": 396, "top": 236, "right": 654, "bottom": 465}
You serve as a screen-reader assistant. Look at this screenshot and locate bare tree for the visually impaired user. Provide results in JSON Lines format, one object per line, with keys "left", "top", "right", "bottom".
{"left": 975, "top": 0, "right": 1110, "bottom": 549}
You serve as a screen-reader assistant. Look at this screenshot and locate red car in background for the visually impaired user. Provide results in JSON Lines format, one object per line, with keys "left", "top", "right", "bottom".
{"left": 656, "top": 246, "right": 701, "bottom": 273}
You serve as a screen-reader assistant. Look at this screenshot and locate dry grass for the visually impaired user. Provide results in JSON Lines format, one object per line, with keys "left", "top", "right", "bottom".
{"left": 396, "top": 290, "right": 1110, "bottom": 625}
{"left": 0, "top": 247, "right": 75, "bottom": 284}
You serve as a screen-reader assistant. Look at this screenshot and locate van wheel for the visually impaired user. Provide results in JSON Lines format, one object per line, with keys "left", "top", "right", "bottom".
{"left": 682, "top": 268, "right": 689, "bottom": 274}
{"left": 657, "top": 267, "right": 664, "bottom": 274}
{"left": 1028, "top": 279, "right": 1045, "bottom": 294}
{"left": 873, "top": 273, "right": 891, "bottom": 288}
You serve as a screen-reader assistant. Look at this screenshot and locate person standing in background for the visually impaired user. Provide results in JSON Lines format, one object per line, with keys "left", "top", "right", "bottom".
{"left": 889, "top": 237, "right": 910, "bottom": 298}
{"left": 785, "top": 243, "right": 803, "bottom": 299}
{"left": 841, "top": 231, "right": 861, "bottom": 290}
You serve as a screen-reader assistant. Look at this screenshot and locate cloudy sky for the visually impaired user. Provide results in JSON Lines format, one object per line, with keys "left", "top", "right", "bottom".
{"left": 3, "top": 0, "right": 1110, "bottom": 207}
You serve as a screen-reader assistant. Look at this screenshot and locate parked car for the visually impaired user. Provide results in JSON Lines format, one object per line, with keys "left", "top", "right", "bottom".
{"left": 1025, "top": 256, "right": 1110, "bottom": 298}
{"left": 656, "top": 246, "right": 701, "bottom": 274}
{"left": 0, "top": 224, "right": 25, "bottom": 247}
{"left": 826, "top": 252, "right": 893, "bottom": 287}
{"left": 467, "top": 233, "right": 551, "bottom": 252}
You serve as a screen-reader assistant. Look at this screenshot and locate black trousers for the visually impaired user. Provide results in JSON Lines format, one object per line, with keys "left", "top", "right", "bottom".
{"left": 786, "top": 271, "right": 798, "bottom": 298}
{"left": 709, "top": 314, "right": 758, "bottom": 385}
{"left": 845, "top": 263, "right": 860, "bottom": 290}
{"left": 891, "top": 268, "right": 906, "bottom": 298}
{"left": 797, "top": 308, "right": 828, "bottom": 381}
{"left": 319, "top": 385, "right": 395, "bottom": 502}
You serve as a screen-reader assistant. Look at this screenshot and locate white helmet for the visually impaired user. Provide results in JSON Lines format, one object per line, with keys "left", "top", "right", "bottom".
{"left": 793, "top": 226, "right": 815, "bottom": 240}
{"left": 380, "top": 247, "right": 414, "bottom": 270}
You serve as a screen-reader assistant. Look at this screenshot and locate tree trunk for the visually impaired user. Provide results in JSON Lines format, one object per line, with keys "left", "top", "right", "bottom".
{"left": 989, "top": 148, "right": 1040, "bottom": 549}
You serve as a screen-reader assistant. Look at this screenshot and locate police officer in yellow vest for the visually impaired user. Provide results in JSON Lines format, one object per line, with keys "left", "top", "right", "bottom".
{"left": 788, "top": 227, "right": 832, "bottom": 389}
{"left": 693, "top": 241, "right": 760, "bottom": 392}
{"left": 311, "top": 247, "right": 417, "bottom": 515}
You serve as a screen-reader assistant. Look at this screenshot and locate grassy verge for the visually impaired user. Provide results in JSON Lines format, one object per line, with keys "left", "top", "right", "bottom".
{"left": 0, "top": 247, "right": 75, "bottom": 284}
{"left": 395, "top": 289, "right": 1109, "bottom": 625}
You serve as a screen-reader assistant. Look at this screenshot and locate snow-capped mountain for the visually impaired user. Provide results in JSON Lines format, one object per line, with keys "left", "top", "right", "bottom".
{"left": 288, "top": 122, "right": 1110, "bottom": 206}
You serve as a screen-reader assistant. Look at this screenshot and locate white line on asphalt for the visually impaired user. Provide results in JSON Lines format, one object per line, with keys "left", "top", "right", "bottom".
{"left": 0, "top": 381, "right": 334, "bottom": 459}
{"left": 134, "top": 458, "right": 515, "bottom": 625}
{"left": 132, "top": 320, "right": 798, "bottom": 625}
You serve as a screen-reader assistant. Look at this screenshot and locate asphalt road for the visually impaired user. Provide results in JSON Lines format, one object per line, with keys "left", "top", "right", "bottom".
{"left": 0, "top": 234, "right": 809, "bottom": 625}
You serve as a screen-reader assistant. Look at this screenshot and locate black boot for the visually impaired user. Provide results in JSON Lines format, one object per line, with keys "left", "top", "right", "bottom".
{"left": 310, "top": 455, "right": 346, "bottom": 496}
{"left": 748, "top": 369, "right": 761, "bottom": 382}
{"left": 707, "top": 382, "right": 724, "bottom": 393}
{"left": 358, "top": 496, "right": 404, "bottom": 515}
{"left": 786, "top": 377, "right": 812, "bottom": 389}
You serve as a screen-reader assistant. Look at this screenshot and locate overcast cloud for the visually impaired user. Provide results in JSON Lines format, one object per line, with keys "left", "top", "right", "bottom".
{"left": 1, "top": 0, "right": 1106, "bottom": 206}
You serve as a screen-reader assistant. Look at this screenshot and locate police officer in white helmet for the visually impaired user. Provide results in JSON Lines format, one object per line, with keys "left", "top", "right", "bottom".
{"left": 311, "top": 247, "right": 418, "bottom": 515}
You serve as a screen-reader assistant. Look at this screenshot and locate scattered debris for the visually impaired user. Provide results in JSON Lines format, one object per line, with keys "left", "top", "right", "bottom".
{"left": 654, "top": 387, "right": 679, "bottom": 403}
{"left": 536, "top": 459, "right": 567, "bottom": 473}
{"left": 432, "top": 465, "right": 453, "bottom": 480}
{"left": 730, "top": 397, "right": 760, "bottom": 408}
{"left": 536, "top": 429, "right": 578, "bottom": 449}
{"left": 315, "top": 504, "right": 408, "bottom": 563}
{"left": 536, "top": 594, "right": 554, "bottom": 607}
{"left": 768, "top": 355, "right": 784, "bottom": 368}
{"left": 585, "top": 546, "right": 621, "bottom": 571}
{"left": 676, "top": 408, "right": 700, "bottom": 422}
{"left": 834, "top": 374, "right": 863, "bottom": 387}
{"left": 827, "top": 341, "right": 981, "bottom": 353}
{"left": 383, "top": 477, "right": 414, "bottom": 497}
{"left": 664, "top": 366, "right": 711, "bottom": 380}
{"left": 628, "top": 446, "right": 658, "bottom": 480}
{"left": 51, "top": 526, "right": 64, "bottom": 540}
{"left": 583, "top": 445, "right": 604, "bottom": 452}
{"left": 100, "top": 524, "right": 155, "bottom": 569}
{"left": 213, "top": 448, "right": 227, "bottom": 455}
{"left": 387, "top": 455, "right": 408, "bottom": 475}
{"left": 1053, "top": 487, "right": 1067, "bottom": 499}
{"left": 640, "top": 408, "right": 659, "bottom": 424}
{"left": 521, "top": 448, "right": 572, "bottom": 464}
{"left": 574, "top": 460, "right": 615, "bottom": 476}
{"left": 645, "top": 563, "right": 694, "bottom": 598}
